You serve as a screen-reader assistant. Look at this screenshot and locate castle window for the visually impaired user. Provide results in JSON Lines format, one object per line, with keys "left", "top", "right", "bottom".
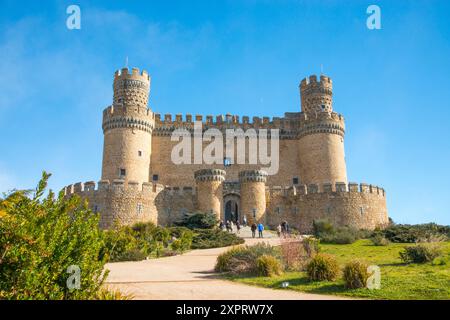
{"left": 360, "top": 207, "right": 364, "bottom": 215}
{"left": 321, "top": 104, "right": 326, "bottom": 110}
{"left": 276, "top": 207, "right": 282, "bottom": 215}
{"left": 293, "top": 177, "right": 299, "bottom": 185}
{"left": 223, "top": 157, "right": 232, "bottom": 167}
{"left": 136, "top": 203, "right": 144, "bottom": 215}
{"left": 138, "top": 150, "right": 142, "bottom": 157}
{"left": 327, "top": 207, "right": 331, "bottom": 214}
{"left": 93, "top": 205, "right": 99, "bottom": 213}
{"left": 119, "top": 168, "right": 126, "bottom": 177}
{"left": 152, "top": 174, "right": 159, "bottom": 181}
{"left": 292, "top": 207, "right": 299, "bottom": 215}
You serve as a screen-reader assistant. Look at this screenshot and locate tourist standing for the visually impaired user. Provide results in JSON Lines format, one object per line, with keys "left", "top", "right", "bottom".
{"left": 284, "top": 220, "right": 290, "bottom": 237}
{"left": 243, "top": 215, "right": 248, "bottom": 227}
{"left": 257, "top": 223, "right": 264, "bottom": 238}
{"left": 236, "top": 221, "right": 241, "bottom": 234}
{"left": 277, "top": 224, "right": 282, "bottom": 237}
{"left": 251, "top": 223, "right": 257, "bottom": 238}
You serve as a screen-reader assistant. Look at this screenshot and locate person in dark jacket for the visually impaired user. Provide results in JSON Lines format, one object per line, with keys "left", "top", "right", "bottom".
{"left": 250, "top": 223, "right": 257, "bottom": 238}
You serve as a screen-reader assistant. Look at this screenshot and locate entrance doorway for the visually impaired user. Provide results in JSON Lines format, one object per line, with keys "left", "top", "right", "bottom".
{"left": 224, "top": 199, "right": 239, "bottom": 223}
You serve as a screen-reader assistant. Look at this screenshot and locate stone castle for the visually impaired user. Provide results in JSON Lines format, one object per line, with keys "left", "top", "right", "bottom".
{"left": 64, "top": 67, "right": 389, "bottom": 232}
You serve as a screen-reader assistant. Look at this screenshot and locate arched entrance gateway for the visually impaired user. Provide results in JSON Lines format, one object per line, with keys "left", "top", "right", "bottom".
{"left": 223, "top": 194, "right": 240, "bottom": 223}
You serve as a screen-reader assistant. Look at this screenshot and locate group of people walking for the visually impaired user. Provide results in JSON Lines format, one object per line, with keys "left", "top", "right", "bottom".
{"left": 276, "top": 220, "right": 290, "bottom": 238}
{"left": 219, "top": 218, "right": 290, "bottom": 239}
{"left": 219, "top": 218, "right": 265, "bottom": 238}
{"left": 219, "top": 220, "right": 241, "bottom": 234}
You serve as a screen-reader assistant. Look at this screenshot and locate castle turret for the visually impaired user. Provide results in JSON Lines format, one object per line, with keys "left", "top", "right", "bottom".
{"left": 300, "top": 74, "right": 333, "bottom": 115}
{"left": 239, "top": 170, "right": 268, "bottom": 224}
{"left": 194, "top": 169, "right": 226, "bottom": 220}
{"left": 101, "top": 67, "right": 154, "bottom": 184}
{"left": 298, "top": 75, "right": 348, "bottom": 187}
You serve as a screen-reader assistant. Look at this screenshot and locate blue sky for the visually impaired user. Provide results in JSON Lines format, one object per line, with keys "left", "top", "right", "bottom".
{"left": 0, "top": 0, "right": 449, "bottom": 225}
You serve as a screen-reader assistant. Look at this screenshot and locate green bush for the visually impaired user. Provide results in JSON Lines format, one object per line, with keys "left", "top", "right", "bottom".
{"left": 370, "top": 234, "right": 390, "bottom": 246}
{"left": 256, "top": 255, "right": 283, "bottom": 277}
{"left": 170, "top": 229, "right": 194, "bottom": 253}
{"left": 215, "top": 243, "right": 281, "bottom": 275}
{"left": 103, "top": 227, "right": 139, "bottom": 262}
{"left": 380, "top": 223, "right": 450, "bottom": 243}
{"left": 0, "top": 172, "right": 107, "bottom": 299}
{"left": 312, "top": 219, "right": 367, "bottom": 244}
{"left": 113, "top": 248, "right": 147, "bottom": 262}
{"left": 192, "top": 229, "right": 244, "bottom": 249}
{"left": 399, "top": 243, "right": 443, "bottom": 263}
{"left": 175, "top": 211, "right": 218, "bottom": 229}
{"left": 343, "top": 260, "right": 371, "bottom": 289}
{"left": 306, "top": 253, "right": 339, "bottom": 281}
{"left": 313, "top": 219, "right": 334, "bottom": 237}
{"left": 320, "top": 229, "right": 357, "bottom": 244}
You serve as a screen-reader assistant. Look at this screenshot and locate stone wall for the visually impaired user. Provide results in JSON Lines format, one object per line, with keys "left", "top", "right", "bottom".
{"left": 64, "top": 180, "right": 196, "bottom": 229}
{"left": 265, "top": 182, "right": 388, "bottom": 233}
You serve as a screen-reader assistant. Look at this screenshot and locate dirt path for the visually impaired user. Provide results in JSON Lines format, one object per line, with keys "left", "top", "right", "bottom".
{"left": 105, "top": 237, "right": 345, "bottom": 300}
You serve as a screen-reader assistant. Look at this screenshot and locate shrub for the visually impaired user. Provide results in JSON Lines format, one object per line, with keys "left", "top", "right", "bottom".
{"left": 312, "top": 219, "right": 365, "bottom": 244}
{"left": 280, "top": 239, "right": 304, "bottom": 271}
{"left": 215, "top": 246, "right": 249, "bottom": 273}
{"left": 215, "top": 243, "right": 281, "bottom": 275}
{"left": 175, "top": 212, "right": 218, "bottom": 229}
{"left": 399, "top": 243, "right": 442, "bottom": 263}
{"left": 113, "top": 248, "right": 147, "bottom": 262}
{"left": 0, "top": 172, "right": 107, "bottom": 299}
{"left": 302, "top": 237, "right": 320, "bottom": 257}
{"left": 95, "top": 289, "right": 134, "bottom": 300}
{"left": 320, "top": 228, "right": 357, "bottom": 244}
{"left": 103, "top": 227, "right": 139, "bottom": 262}
{"left": 306, "top": 253, "right": 339, "bottom": 281}
{"left": 432, "top": 257, "right": 447, "bottom": 266}
{"left": 381, "top": 223, "right": 450, "bottom": 243}
{"left": 370, "top": 234, "right": 390, "bottom": 246}
{"left": 313, "top": 219, "right": 334, "bottom": 237}
{"left": 192, "top": 229, "right": 244, "bottom": 249}
{"left": 256, "top": 255, "right": 283, "bottom": 277}
{"left": 343, "top": 260, "right": 371, "bottom": 289}
{"left": 170, "top": 229, "right": 193, "bottom": 253}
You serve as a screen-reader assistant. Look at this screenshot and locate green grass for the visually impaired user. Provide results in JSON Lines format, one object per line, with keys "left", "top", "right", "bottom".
{"left": 223, "top": 240, "right": 450, "bottom": 300}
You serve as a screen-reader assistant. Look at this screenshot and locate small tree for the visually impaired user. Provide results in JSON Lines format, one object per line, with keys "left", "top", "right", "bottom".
{"left": 175, "top": 211, "right": 218, "bottom": 229}
{"left": 0, "top": 172, "right": 108, "bottom": 299}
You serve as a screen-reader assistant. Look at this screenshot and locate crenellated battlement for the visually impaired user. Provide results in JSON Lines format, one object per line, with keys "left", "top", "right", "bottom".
{"left": 113, "top": 67, "right": 151, "bottom": 109}
{"left": 102, "top": 105, "right": 155, "bottom": 133}
{"left": 266, "top": 182, "right": 386, "bottom": 198}
{"left": 194, "top": 169, "right": 226, "bottom": 182}
{"left": 239, "top": 170, "right": 268, "bottom": 183}
{"left": 114, "top": 67, "right": 150, "bottom": 81}
{"left": 300, "top": 74, "right": 333, "bottom": 115}
{"left": 300, "top": 74, "right": 332, "bottom": 92}
{"left": 64, "top": 180, "right": 165, "bottom": 196}
{"left": 151, "top": 110, "right": 345, "bottom": 139}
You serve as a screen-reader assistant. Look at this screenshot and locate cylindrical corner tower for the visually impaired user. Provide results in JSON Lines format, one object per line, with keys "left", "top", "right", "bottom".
{"left": 101, "top": 67, "right": 154, "bottom": 184}
{"left": 239, "top": 170, "right": 268, "bottom": 224}
{"left": 298, "top": 74, "right": 347, "bottom": 186}
{"left": 194, "top": 169, "right": 226, "bottom": 220}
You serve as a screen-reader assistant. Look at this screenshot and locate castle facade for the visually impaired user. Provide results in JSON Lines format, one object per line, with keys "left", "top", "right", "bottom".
{"left": 64, "top": 67, "right": 389, "bottom": 232}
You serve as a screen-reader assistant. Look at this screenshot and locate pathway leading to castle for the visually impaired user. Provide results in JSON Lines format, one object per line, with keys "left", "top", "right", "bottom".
{"left": 105, "top": 228, "right": 344, "bottom": 300}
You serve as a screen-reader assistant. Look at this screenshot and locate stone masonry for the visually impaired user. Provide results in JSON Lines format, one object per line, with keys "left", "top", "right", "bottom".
{"left": 64, "top": 67, "right": 389, "bottom": 232}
